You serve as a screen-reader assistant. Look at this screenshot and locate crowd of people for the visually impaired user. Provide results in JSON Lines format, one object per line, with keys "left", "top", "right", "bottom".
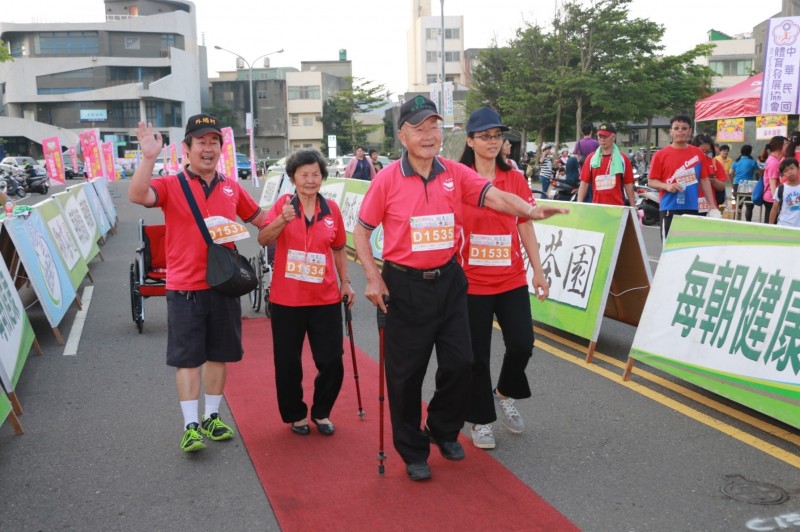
{"left": 127, "top": 100, "right": 795, "bottom": 483}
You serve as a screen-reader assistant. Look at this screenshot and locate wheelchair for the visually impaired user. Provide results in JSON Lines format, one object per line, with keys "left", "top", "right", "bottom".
{"left": 129, "top": 219, "right": 167, "bottom": 333}
{"left": 248, "top": 243, "right": 275, "bottom": 317}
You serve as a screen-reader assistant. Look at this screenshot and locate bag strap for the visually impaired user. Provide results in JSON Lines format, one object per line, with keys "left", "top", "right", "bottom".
{"left": 177, "top": 171, "right": 214, "bottom": 247}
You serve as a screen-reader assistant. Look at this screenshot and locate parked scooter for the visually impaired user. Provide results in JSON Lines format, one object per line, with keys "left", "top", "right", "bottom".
{"left": 548, "top": 176, "right": 578, "bottom": 202}
{"left": 635, "top": 184, "right": 660, "bottom": 226}
{"left": 22, "top": 165, "right": 50, "bottom": 194}
{"left": 0, "top": 169, "right": 28, "bottom": 198}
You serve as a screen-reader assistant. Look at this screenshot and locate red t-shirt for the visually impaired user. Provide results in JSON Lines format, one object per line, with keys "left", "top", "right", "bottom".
{"left": 150, "top": 170, "right": 261, "bottom": 291}
{"left": 579, "top": 151, "right": 634, "bottom": 206}
{"left": 266, "top": 193, "right": 346, "bottom": 307}
{"left": 649, "top": 145, "right": 709, "bottom": 211}
{"left": 358, "top": 155, "right": 492, "bottom": 269}
{"left": 698, "top": 157, "right": 728, "bottom": 212}
{"left": 460, "top": 167, "right": 535, "bottom": 295}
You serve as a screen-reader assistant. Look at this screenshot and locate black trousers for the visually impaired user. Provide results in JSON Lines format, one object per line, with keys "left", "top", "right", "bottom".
{"left": 270, "top": 302, "right": 344, "bottom": 423}
{"left": 660, "top": 209, "right": 699, "bottom": 240}
{"left": 382, "top": 263, "right": 473, "bottom": 464}
{"left": 466, "top": 285, "right": 534, "bottom": 425}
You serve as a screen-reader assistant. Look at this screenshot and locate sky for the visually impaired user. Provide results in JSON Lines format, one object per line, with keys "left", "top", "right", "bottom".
{"left": 3, "top": 0, "right": 782, "bottom": 98}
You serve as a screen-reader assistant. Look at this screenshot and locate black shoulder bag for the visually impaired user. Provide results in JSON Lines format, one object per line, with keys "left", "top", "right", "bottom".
{"left": 178, "top": 173, "right": 257, "bottom": 297}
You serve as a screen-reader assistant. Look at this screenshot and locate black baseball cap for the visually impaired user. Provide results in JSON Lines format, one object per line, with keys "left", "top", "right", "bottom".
{"left": 466, "top": 106, "right": 509, "bottom": 134}
{"left": 597, "top": 122, "right": 616, "bottom": 136}
{"left": 398, "top": 96, "right": 443, "bottom": 128}
{"left": 185, "top": 113, "right": 223, "bottom": 138}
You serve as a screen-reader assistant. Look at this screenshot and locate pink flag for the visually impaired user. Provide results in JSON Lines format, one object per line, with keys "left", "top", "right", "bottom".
{"left": 42, "top": 136, "right": 66, "bottom": 185}
{"left": 69, "top": 146, "right": 79, "bottom": 175}
{"left": 79, "top": 130, "right": 103, "bottom": 180}
{"left": 101, "top": 141, "right": 117, "bottom": 181}
{"left": 168, "top": 143, "right": 180, "bottom": 172}
{"left": 219, "top": 127, "right": 237, "bottom": 181}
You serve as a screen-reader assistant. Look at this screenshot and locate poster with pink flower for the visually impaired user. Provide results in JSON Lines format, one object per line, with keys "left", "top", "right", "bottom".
{"left": 79, "top": 130, "right": 103, "bottom": 180}
{"left": 42, "top": 136, "right": 66, "bottom": 185}
{"left": 218, "top": 127, "right": 237, "bottom": 181}
{"left": 101, "top": 141, "right": 117, "bottom": 181}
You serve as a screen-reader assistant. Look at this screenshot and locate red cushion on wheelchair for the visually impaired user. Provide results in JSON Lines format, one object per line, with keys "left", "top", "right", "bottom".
{"left": 143, "top": 225, "right": 167, "bottom": 272}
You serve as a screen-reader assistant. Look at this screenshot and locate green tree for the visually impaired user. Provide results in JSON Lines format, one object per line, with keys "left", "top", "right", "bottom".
{"left": 553, "top": 0, "right": 664, "bottom": 140}
{"left": 202, "top": 104, "right": 237, "bottom": 131}
{"left": 322, "top": 77, "right": 390, "bottom": 155}
{"left": 0, "top": 40, "right": 12, "bottom": 63}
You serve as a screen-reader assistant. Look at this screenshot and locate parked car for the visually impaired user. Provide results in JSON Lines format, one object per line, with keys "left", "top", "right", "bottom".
{"left": 152, "top": 156, "right": 166, "bottom": 176}
{"left": 236, "top": 153, "right": 252, "bottom": 179}
{"left": 328, "top": 155, "right": 354, "bottom": 177}
{"left": 0, "top": 156, "right": 47, "bottom": 177}
{"left": 267, "top": 156, "right": 288, "bottom": 175}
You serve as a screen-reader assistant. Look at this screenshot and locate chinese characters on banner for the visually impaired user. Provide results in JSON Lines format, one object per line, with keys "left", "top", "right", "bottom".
{"left": 41, "top": 136, "right": 66, "bottom": 185}
{"left": 429, "top": 81, "right": 454, "bottom": 128}
{"left": 101, "top": 141, "right": 116, "bottom": 181}
{"left": 68, "top": 146, "right": 79, "bottom": 175}
{"left": 218, "top": 127, "right": 237, "bottom": 180}
{"left": 760, "top": 17, "right": 800, "bottom": 115}
{"left": 168, "top": 143, "right": 180, "bottom": 172}
{"left": 79, "top": 130, "right": 103, "bottom": 180}
{"left": 529, "top": 225, "right": 604, "bottom": 310}
{"left": 756, "top": 114, "right": 789, "bottom": 140}
{"left": 716, "top": 119, "right": 745, "bottom": 142}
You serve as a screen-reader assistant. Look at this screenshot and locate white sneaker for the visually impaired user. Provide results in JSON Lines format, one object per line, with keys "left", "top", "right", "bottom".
{"left": 494, "top": 392, "right": 525, "bottom": 434}
{"left": 470, "top": 424, "right": 496, "bottom": 449}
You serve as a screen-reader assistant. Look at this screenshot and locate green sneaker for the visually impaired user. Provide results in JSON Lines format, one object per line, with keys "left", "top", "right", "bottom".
{"left": 181, "top": 423, "right": 206, "bottom": 452}
{"left": 201, "top": 413, "right": 235, "bottom": 441}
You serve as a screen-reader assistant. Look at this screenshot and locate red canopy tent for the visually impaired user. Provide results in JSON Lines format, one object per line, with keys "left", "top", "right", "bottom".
{"left": 694, "top": 72, "right": 763, "bottom": 122}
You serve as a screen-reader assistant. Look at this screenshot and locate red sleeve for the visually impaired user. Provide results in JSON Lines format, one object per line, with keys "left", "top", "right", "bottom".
{"left": 358, "top": 174, "right": 387, "bottom": 229}
{"left": 235, "top": 181, "right": 262, "bottom": 223}
{"left": 331, "top": 202, "right": 347, "bottom": 249}
{"left": 622, "top": 153, "right": 634, "bottom": 184}
{"left": 579, "top": 154, "right": 594, "bottom": 183}
{"left": 713, "top": 159, "right": 728, "bottom": 182}
{"left": 649, "top": 151, "right": 665, "bottom": 182}
{"left": 452, "top": 160, "right": 492, "bottom": 207}
{"left": 150, "top": 175, "right": 170, "bottom": 207}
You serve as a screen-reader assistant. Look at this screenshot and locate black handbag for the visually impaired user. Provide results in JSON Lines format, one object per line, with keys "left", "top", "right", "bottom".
{"left": 178, "top": 173, "right": 257, "bottom": 297}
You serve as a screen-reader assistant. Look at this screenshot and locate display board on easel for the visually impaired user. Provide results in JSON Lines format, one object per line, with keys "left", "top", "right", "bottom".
{"left": 528, "top": 201, "right": 652, "bottom": 362}
{"left": 33, "top": 198, "right": 89, "bottom": 293}
{"left": 2, "top": 211, "right": 78, "bottom": 345}
{"left": 0, "top": 248, "right": 40, "bottom": 416}
{"left": 51, "top": 186, "right": 103, "bottom": 264}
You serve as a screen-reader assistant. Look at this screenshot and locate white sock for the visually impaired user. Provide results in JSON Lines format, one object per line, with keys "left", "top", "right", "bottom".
{"left": 204, "top": 394, "right": 223, "bottom": 418}
{"left": 180, "top": 400, "right": 199, "bottom": 428}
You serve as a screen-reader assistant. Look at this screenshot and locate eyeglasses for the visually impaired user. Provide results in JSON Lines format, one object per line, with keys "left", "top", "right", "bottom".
{"left": 473, "top": 133, "right": 504, "bottom": 142}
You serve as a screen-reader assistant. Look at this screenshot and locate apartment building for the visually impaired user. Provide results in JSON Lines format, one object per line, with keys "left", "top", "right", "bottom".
{"left": 0, "top": 0, "right": 205, "bottom": 157}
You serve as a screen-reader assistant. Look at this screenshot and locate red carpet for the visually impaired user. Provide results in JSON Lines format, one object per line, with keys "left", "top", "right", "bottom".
{"left": 226, "top": 317, "right": 577, "bottom": 531}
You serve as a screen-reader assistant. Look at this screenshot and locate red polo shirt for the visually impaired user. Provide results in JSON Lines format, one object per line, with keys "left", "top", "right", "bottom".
{"left": 460, "top": 167, "right": 535, "bottom": 295}
{"left": 579, "top": 151, "right": 634, "bottom": 206}
{"left": 358, "top": 155, "right": 492, "bottom": 269}
{"left": 266, "top": 193, "right": 346, "bottom": 307}
{"left": 150, "top": 169, "right": 261, "bottom": 291}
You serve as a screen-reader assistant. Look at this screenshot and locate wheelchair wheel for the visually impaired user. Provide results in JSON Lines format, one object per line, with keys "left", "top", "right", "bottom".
{"left": 248, "top": 255, "right": 263, "bottom": 312}
{"left": 130, "top": 262, "right": 144, "bottom": 333}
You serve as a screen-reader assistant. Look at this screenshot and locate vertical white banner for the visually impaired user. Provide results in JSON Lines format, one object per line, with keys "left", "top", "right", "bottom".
{"left": 760, "top": 17, "right": 800, "bottom": 115}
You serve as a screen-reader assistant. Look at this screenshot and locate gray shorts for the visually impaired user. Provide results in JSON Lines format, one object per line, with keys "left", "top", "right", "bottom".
{"left": 166, "top": 289, "right": 243, "bottom": 368}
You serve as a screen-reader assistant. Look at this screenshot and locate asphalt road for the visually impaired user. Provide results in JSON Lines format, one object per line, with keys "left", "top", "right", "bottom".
{"left": 0, "top": 179, "right": 797, "bottom": 531}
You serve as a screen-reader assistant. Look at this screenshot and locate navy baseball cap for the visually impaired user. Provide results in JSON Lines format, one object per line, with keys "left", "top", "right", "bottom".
{"left": 466, "top": 107, "right": 509, "bottom": 134}
{"left": 185, "top": 113, "right": 223, "bottom": 138}
{"left": 398, "top": 96, "right": 443, "bottom": 128}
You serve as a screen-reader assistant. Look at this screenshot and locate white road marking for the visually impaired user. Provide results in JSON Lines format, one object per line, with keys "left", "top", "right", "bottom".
{"left": 64, "top": 286, "right": 93, "bottom": 356}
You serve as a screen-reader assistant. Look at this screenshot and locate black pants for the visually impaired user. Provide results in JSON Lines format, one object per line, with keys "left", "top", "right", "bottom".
{"left": 466, "top": 285, "right": 533, "bottom": 425}
{"left": 382, "top": 262, "right": 473, "bottom": 464}
{"left": 660, "top": 209, "right": 699, "bottom": 240}
{"left": 271, "top": 302, "right": 344, "bottom": 423}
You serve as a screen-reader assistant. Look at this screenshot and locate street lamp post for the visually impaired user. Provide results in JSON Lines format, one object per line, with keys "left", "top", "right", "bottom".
{"left": 440, "top": 0, "right": 445, "bottom": 123}
{"left": 214, "top": 45, "right": 283, "bottom": 187}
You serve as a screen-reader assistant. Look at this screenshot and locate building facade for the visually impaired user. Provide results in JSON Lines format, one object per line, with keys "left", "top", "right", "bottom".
{"left": 406, "top": 0, "right": 465, "bottom": 93}
{"left": 0, "top": 0, "right": 205, "bottom": 157}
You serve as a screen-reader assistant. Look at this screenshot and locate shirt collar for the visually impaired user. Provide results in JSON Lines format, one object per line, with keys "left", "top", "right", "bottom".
{"left": 400, "top": 152, "right": 446, "bottom": 180}
{"left": 184, "top": 164, "right": 224, "bottom": 182}
{"left": 290, "top": 193, "right": 332, "bottom": 221}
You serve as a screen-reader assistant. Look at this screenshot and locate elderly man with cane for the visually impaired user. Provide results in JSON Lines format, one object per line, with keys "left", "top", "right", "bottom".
{"left": 353, "top": 96, "right": 568, "bottom": 481}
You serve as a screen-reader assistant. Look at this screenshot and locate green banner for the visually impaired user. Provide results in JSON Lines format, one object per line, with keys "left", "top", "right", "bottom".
{"left": 51, "top": 186, "right": 102, "bottom": 263}
{"left": 33, "top": 198, "right": 89, "bottom": 291}
{"left": 630, "top": 215, "right": 800, "bottom": 428}
{"left": 529, "top": 200, "right": 629, "bottom": 341}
